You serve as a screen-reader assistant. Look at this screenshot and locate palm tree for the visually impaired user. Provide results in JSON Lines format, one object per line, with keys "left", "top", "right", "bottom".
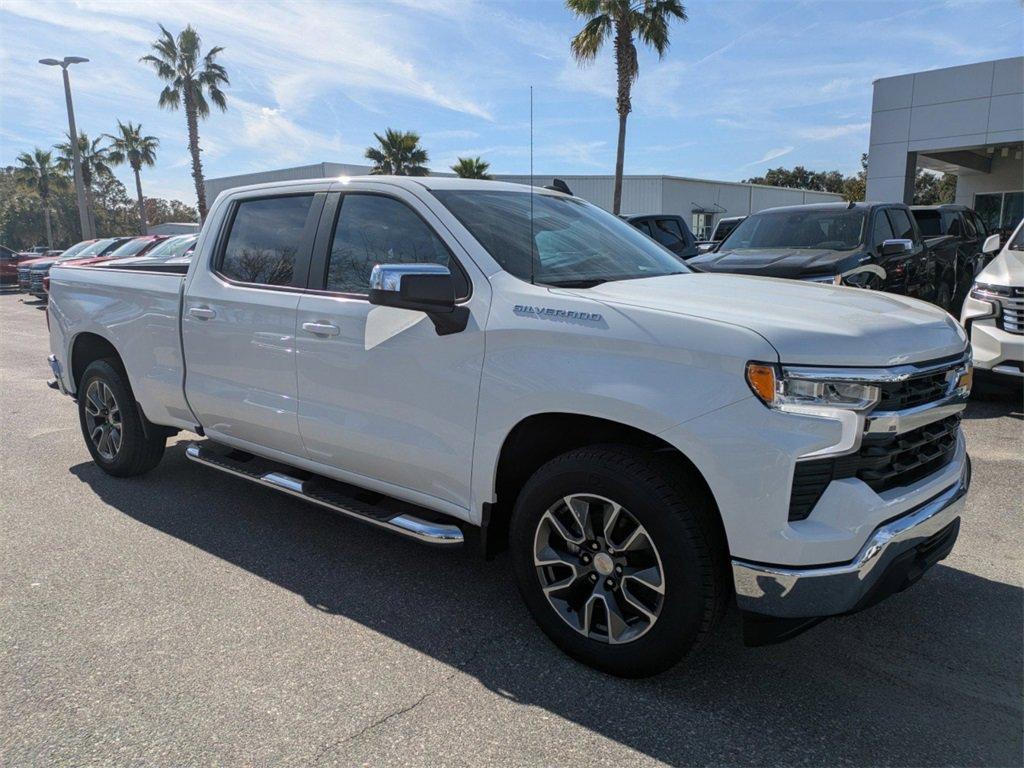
{"left": 55, "top": 132, "right": 114, "bottom": 236}
{"left": 105, "top": 121, "right": 160, "bottom": 235}
{"left": 15, "top": 148, "right": 64, "bottom": 248}
{"left": 451, "top": 156, "right": 491, "bottom": 179}
{"left": 365, "top": 129, "right": 430, "bottom": 176}
{"left": 141, "top": 24, "right": 228, "bottom": 219}
{"left": 567, "top": 0, "right": 687, "bottom": 214}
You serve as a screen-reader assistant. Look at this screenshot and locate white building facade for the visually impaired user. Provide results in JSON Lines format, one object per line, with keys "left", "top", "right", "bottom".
{"left": 866, "top": 56, "right": 1023, "bottom": 234}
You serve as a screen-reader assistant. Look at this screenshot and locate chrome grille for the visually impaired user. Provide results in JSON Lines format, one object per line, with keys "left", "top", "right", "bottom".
{"left": 17, "top": 267, "right": 31, "bottom": 289}
{"left": 997, "top": 288, "right": 1024, "bottom": 334}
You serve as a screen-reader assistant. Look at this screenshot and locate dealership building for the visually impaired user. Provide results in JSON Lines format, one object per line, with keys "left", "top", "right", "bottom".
{"left": 866, "top": 56, "right": 1023, "bottom": 233}
{"left": 205, "top": 165, "right": 842, "bottom": 240}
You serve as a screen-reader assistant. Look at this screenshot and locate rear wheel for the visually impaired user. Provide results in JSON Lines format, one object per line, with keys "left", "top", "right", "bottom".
{"left": 510, "top": 445, "right": 727, "bottom": 677}
{"left": 77, "top": 359, "right": 166, "bottom": 476}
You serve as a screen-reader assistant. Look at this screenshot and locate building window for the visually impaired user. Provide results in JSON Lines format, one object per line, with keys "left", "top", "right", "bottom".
{"left": 975, "top": 191, "right": 1024, "bottom": 237}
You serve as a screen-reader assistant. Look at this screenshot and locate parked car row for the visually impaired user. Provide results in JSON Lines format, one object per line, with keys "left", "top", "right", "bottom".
{"left": 622, "top": 202, "right": 1003, "bottom": 315}
{"left": 7, "top": 234, "right": 198, "bottom": 300}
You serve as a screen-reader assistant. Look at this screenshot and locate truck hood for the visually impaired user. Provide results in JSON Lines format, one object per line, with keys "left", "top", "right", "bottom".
{"left": 976, "top": 247, "right": 1024, "bottom": 286}
{"left": 569, "top": 273, "right": 966, "bottom": 366}
{"left": 689, "top": 247, "right": 863, "bottom": 279}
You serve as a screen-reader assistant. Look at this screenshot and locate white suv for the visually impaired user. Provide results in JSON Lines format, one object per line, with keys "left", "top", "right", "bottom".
{"left": 961, "top": 219, "right": 1024, "bottom": 379}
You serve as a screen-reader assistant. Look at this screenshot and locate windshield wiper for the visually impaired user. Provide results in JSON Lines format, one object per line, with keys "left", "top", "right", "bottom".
{"left": 545, "top": 278, "right": 609, "bottom": 288}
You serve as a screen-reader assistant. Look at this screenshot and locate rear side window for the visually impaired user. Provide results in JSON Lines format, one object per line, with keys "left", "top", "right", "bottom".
{"left": 324, "top": 194, "right": 466, "bottom": 296}
{"left": 220, "top": 195, "right": 315, "bottom": 286}
{"left": 871, "top": 210, "right": 896, "bottom": 248}
{"left": 913, "top": 210, "right": 943, "bottom": 237}
{"left": 651, "top": 218, "right": 685, "bottom": 248}
{"left": 886, "top": 208, "right": 916, "bottom": 241}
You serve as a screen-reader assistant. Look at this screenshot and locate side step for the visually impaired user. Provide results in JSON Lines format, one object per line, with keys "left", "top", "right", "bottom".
{"left": 184, "top": 443, "right": 464, "bottom": 546}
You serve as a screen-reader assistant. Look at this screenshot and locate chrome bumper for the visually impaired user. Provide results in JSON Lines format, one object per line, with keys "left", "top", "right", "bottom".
{"left": 733, "top": 461, "right": 969, "bottom": 618}
{"left": 47, "top": 354, "right": 71, "bottom": 396}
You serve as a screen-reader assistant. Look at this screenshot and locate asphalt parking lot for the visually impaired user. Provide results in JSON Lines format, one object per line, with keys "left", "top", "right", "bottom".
{"left": 1, "top": 291, "right": 1021, "bottom": 767}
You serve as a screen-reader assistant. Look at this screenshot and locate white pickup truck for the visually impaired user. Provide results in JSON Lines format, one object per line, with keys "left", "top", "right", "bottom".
{"left": 48, "top": 177, "right": 973, "bottom": 676}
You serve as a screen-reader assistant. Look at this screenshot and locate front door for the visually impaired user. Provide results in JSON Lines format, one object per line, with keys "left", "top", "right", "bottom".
{"left": 183, "top": 189, "right": 324, "bottom": 457}
{"left": 294, "top": 184, "right": 487, "bottom": 512}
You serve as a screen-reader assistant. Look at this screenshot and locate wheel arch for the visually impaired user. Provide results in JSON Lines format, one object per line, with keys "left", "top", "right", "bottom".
{"left": 70, "top": 331, "right": 123, "bottom": 391}
{"left": 481, "top": 412, "right": 725, "bottom": 560}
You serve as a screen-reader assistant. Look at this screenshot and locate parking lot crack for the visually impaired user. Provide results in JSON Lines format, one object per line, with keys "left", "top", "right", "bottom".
{"left": 311, "top": 631, "right": 507, "bottom": 764}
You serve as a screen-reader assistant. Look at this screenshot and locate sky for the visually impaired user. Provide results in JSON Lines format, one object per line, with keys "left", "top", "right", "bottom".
{"left": 1, "top": 0, "right": 1021, "bottom": 205}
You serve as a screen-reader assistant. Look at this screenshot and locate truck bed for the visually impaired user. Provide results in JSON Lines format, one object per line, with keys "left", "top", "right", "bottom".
{"left": 48, "top": 264, "right": 194, "bottom": 430}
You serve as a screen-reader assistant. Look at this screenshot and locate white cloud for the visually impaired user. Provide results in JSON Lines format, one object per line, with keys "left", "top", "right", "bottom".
{"left": 744, "top": 146, "right": 794, "bottom": 167}
{"left": 796, "top": 122, "right": 870, "bottom": 141}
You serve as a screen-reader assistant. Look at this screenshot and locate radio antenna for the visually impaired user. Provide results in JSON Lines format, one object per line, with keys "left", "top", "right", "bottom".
{"left": 529, "top": 84, "right": 536, "bottom": 285}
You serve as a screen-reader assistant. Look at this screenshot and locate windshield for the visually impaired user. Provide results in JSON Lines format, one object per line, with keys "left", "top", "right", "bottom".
{"left": 61, "top": 238, "right": 115, "bottom": 261}
{"left": 107, "top": 238, "right": 157, "bottom": 259}
{"left": 721, "top": 208, "right": 867, "bottom": 251}
{"left": 54, "top": 240, "right": 94, "bottom": 261}
{"left": 143, "top": 235, "right": 197, "bottom": 260}
{"left": 432, "top": 190, "right": 688, "bottom": 286}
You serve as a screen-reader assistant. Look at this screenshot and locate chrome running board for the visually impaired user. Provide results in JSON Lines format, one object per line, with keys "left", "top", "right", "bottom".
{"left": 185, "top": 443, "right": 464, "bottom": 546}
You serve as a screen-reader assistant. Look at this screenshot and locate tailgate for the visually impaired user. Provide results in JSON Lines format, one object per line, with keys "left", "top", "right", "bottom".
{"left": 48, "top": 265, "right": 192, "bottom": 430}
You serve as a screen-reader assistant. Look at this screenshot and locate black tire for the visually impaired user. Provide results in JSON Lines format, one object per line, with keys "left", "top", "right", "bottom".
{"left": 509, "top": 444, "right": 728, "bottom": 678}
{"left": 77, "top": 358, "right": 166, "bottom": 477}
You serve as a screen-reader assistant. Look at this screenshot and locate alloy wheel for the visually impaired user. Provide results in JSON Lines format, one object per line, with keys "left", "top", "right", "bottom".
{"left": 533, "top": 493, "right": 665, "bottom": 645}
{"left": 84, "top": 380, "right": 123, "bottom": 461}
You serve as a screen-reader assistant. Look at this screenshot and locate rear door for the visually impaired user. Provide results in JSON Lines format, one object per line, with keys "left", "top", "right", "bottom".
{"left": 293, "top": 182, "right": 487, "bottom": 512}
{"left": 182, "top": 188, "right": 325, "bottom": 456}
{"left": 886, "top": 207, "right": 932, "bottom": 299}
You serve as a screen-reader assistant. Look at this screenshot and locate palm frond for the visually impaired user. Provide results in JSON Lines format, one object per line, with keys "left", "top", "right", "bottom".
{"left": 570, "top": 14, "right": 613, "bottom": 62}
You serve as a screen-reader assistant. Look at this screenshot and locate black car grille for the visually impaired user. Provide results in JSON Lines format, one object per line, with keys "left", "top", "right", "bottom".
{"left": 789, "top": 415, "right": 961, "bottom": 521}
{"left": 875, "top": 358, "right": 960, "bottom": 410}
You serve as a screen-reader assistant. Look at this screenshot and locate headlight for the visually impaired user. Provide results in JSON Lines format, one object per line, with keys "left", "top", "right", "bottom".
{"left": 745, "top": 362, "right": 880, "bottom": 412}
{"left": 969, "top": 282, "right": 1009, "bottom": 301}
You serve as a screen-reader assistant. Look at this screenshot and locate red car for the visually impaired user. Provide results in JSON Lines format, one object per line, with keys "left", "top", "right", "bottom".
{"left": 1, "top": 245, "right": 19, "bottom": 287}
{"left": 67, "top": 235, "right": 168, "bottom": 267}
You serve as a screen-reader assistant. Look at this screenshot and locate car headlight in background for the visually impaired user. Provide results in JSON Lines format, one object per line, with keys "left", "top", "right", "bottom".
{"left": 969, "top": 282, "right": 1010, "bottom": 302}
{"left": 745, "top": 362, "right": 881, "bottom": 412}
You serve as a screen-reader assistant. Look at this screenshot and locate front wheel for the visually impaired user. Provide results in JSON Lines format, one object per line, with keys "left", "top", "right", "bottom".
{"left": 509, "top": 445, "right": 727, "bottom": 677}
{"left": 77, "top": 359, "right": 166, "bottom": 477}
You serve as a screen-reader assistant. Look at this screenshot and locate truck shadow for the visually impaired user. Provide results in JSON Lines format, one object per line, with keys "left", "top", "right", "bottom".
{"left": 70, "top": 445, "right": 1023, "bottom": 767}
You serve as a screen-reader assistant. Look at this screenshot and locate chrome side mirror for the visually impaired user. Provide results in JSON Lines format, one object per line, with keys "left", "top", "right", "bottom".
{"left": 880, "top": 238, "right": 913, "bottom": 256}
{"left": 368, "top": 263, "right": 468, "bottom": 336}
{"left": 982, "top": 233, "right": 1000, "bottom": 254}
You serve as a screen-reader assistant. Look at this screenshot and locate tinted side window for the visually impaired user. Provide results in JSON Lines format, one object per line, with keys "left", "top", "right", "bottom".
{"left": 651, "top": 218, "right": 684, "bottom": 248}
{"left": 871, "top": 210, "right": 896, "bottom": 247}
{"left": 913, "top": 211, "right": 943, "bottom": 237}
{"left": 961, "top": 212, "right": 977, "bottom": 238}
{"left": 970, "top": 211, "right": 987, "bottom": 236}
{"left": 886, "top": 208, "right": 916, "bottom": 241}
{"left": 325, "top": 194, "right": 465, "bottom": 296}
{"left": 221, "top": 195, "right": 314, "bottom": 285}
{"left": 631, "top": 220, "right": 653, "bottom": 236}
{"left": 945, "top": 213, "right": 963, "bottom": 237}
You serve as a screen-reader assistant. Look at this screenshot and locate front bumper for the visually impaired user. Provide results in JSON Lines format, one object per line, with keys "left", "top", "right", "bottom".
{"left": 732, "top": 458, "right": 969, "bottom": 619}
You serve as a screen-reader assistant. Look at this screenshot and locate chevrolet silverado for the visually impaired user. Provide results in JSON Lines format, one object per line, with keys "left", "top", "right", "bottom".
{"left": 47, "top": 177, "right": 973, "bottom": 676}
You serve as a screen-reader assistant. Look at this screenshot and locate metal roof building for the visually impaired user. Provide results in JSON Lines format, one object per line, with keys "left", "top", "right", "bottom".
{"left": 204, "top": 165, "right": 843, "bottom": 239}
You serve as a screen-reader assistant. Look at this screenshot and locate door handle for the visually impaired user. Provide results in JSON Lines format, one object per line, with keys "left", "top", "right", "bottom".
{"left": 188, "top": 306, "right": 216, "bottom": 320}
{"left": 302, "top": 321, "right": 340, "bottom": 337}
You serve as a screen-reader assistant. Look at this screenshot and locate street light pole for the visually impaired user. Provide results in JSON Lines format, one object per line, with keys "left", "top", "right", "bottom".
{"left": 40, "top": 56, "right": 91, "bottom": 240}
